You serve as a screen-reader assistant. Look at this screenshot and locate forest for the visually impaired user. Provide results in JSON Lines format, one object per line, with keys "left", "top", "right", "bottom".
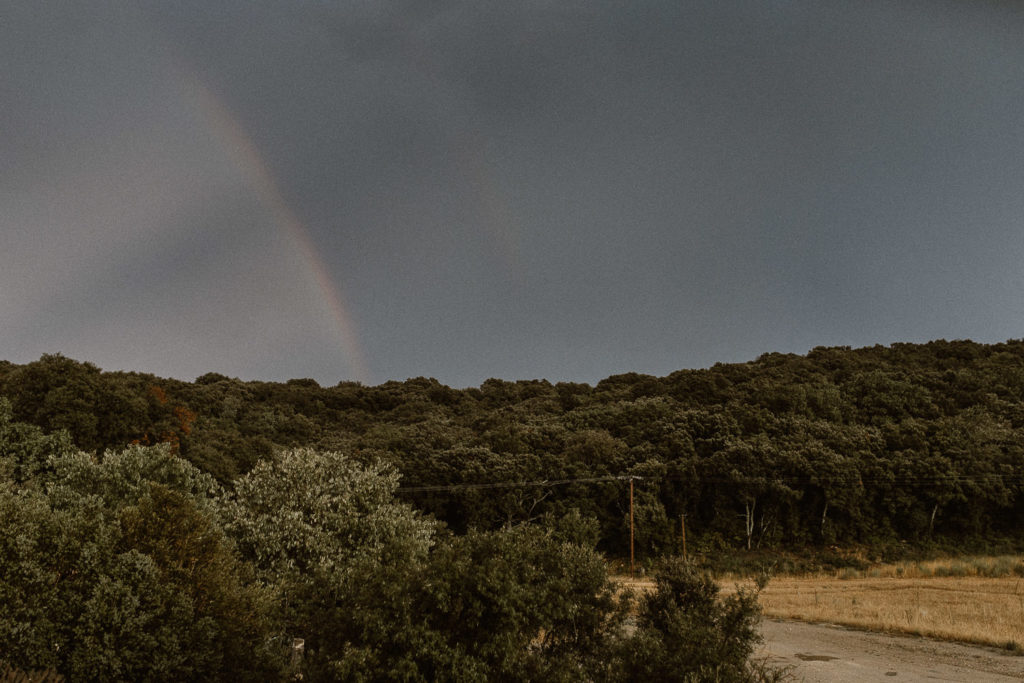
{"left": 3, "top": 339, "right": 1022, "bottom": 557}
{"left": 1, "top": 339, "right": 1023, "bottom": 678}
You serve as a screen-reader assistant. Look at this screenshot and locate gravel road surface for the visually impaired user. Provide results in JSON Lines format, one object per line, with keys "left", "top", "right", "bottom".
{"left": 760, "top": 619, "right": 1024, "bottom": 682}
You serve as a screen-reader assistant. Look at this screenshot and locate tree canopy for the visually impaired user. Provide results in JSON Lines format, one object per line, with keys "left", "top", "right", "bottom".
{"left": 4, "top": 340, "right": 1023, "bottom": 556}
{"left": 0, "top": 413, "right": 777, "bottom": 680}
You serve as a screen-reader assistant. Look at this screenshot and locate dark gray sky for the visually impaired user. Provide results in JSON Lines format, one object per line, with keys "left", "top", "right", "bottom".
{"left": 4, "top": 1, "right": 1024, "bottom": 387}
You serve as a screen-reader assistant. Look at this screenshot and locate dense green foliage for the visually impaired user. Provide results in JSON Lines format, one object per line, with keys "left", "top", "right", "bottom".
{"left": 3, "top": 339, "right": 1023, "bottom": 557}
{"left": 0, "top": 404, "right": 276, "bottom": 680}
{"left": 0, "top": 401, "right": 773, "bottom": 680}
{"left": 617, "top": 559, "right": 781, "bottom": 682}
{"left": 4, "top": 341, "right": 1020, "bottom": 677}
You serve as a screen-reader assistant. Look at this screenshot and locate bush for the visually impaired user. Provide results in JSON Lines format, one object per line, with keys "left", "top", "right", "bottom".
{"left": 0, "top": 444, "right": 278, "bottom": 681}
{"left": 616, "top": 557, "right": 785, "bottom": 682}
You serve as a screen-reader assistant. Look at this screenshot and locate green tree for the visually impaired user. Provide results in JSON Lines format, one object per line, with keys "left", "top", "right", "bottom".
{"left": 415, "top": 525, "right": 625, "bottom": 682}
{"left": 220, "top": 448, "right": 435, "bottom": 580}
{"left": 0, "top": 437, "right": 275, "bottom": 680}
{"left": 219, "top": 448, "right": 437, "bottom": 676}
{"left": 0, "top": 397, "right": 75, "bottom": 484}
{"left": 221, "top": 448, "right": 631, "bottom": 681}
{"left": 617, "top": 558, "right": 782, "bottom": 682}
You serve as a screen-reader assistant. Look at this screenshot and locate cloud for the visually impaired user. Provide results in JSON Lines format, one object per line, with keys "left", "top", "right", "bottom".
{"left": 4, "top": 1, "right": 1024, "bottom": 386}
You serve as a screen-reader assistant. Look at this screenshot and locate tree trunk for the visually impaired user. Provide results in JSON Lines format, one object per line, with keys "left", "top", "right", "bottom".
{"left": 744, "top": 499, "right": 756, "bottom": 550}
{"left": 756, "top": 511, "right": 772, "bottom": 549}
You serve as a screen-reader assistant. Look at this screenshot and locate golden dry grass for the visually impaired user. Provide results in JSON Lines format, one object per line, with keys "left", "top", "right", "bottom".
{"left": 755, "top": 575, "right": 1024, "bottom": 650}
{"left": 837, "top": 554, "right": 1024, "bottom": 580}
{"left": 615, "top": 557, "right": 1024, "bottom": 651}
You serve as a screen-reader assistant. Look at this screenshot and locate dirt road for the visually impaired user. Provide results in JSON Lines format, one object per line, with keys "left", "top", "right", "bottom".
{"left": 760, "top": 619, "right": 1024, "bottom": 682}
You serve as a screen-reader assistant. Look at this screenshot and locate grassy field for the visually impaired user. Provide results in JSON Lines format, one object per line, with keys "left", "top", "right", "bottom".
{"left": 619, "top": 555, "right": 1024, "bottom": 651}
{"left": 757, "top": 575, "right": 1024, "bottom": 651}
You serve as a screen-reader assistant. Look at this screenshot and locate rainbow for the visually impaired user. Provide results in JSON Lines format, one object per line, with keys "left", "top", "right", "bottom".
{"left": 169, "top": 31, "right": 524, "bottom": 387}
{"left": 178, "top": 74, "right": 372, "bottom": 384}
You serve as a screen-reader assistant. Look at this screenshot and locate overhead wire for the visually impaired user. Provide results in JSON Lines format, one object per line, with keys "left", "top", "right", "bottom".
{"left": 395, "top": 471, "right": 1024, "bottom": 494}
{"left": 395, "top": 474, "right": 634, "bottom": 493}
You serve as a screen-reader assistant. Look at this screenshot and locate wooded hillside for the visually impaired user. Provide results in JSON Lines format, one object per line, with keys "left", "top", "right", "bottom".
{"left": 3, "top": 339, "right": 1023, "bottom": 556}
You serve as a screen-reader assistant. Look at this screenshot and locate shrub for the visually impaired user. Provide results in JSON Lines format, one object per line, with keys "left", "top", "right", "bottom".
{"left": 616, "top": 558, "right": 785, "bottom": 682}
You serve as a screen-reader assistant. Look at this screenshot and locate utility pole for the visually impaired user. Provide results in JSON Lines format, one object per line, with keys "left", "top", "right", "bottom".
{"left": 618, "top": 475, "right": 641, "bottom": 579}
{"left": 630, "top": 477, "right": 635, "bottom": 579}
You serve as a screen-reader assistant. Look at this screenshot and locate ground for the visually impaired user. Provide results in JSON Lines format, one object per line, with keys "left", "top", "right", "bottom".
{"left": 760, "top": 619, "right": 1024, "bottom": 682}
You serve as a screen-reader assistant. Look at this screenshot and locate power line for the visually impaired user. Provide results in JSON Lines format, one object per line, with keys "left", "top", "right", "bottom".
{"left": 395, "top": 471, "right": 1024, "bottom": 494}
{"left": 396, "top": 474, "right": 636, "bottom": 493}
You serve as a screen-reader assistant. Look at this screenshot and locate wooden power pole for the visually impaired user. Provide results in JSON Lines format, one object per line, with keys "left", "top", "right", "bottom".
{"left": 681, "top": 513, "right": 687, "bottom": 559}
{"left": 629, "top": 477, "right": 635, "bottom": 579}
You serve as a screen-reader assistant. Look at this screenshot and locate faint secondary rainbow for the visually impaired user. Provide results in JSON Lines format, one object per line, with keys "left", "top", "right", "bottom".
{"left": 180, "top": 74, "right": 371, "bottom": 384}
{"left": 399, "top": 25, "right": 523, "bottom": 274}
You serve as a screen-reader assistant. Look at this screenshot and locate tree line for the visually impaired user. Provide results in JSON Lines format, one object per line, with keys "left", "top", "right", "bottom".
{"left": 0, "top": 405, "right": 778, "bottom": 680}
{"left": 2, "top": 339, "right": 1022, "bottom": 558}
{"left": 4, "top": 338, "right": 1022, "bottom": 678}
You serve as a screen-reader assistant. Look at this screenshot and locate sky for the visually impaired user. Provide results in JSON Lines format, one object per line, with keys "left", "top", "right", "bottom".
{"left": 3, "top": 1, "right": 1024, "bottom": 388}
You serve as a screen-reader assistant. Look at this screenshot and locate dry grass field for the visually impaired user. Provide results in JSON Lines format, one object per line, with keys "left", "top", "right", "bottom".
{"left": 756, "top": 575, "right": 1024, "bottom": 650}
{"left": 752, "top": 555, "right": 1024, "bottom": 650}
{"left": 618, "top": 555, "right": 1024, "bottom": 651}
